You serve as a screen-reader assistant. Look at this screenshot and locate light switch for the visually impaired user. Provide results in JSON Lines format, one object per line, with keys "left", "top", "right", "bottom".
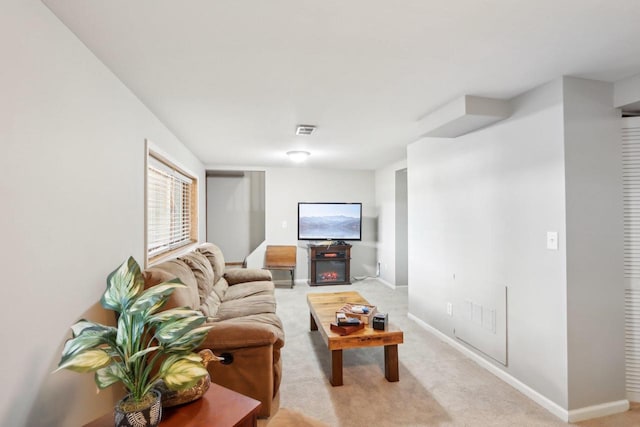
{"left": 281, "top": 221, "right": 287, "bottom": 229}
{"left": 547, "top": 231, "right": 558, "bottom": 250}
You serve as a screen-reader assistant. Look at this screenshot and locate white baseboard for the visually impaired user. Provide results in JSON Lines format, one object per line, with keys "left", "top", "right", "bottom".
{"left": 627, "top": 391, "right": 640, "bottom": 403}
{"left": 407, "top": 313, "right": 630, "bottom": 422}
{"left": 376, "top": 277, "right": 395, "bottom": 289}
{"left": 567, "top": 400, "right": 629, "bottom": 422}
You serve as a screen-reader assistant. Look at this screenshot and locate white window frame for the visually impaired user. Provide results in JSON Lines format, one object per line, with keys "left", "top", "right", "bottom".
{"left": 145, "top": 141, "right": 198, "bottom": 266}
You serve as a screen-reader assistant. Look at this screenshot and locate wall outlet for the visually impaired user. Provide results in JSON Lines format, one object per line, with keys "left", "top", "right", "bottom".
{"left": 446, "top": 302, "right": 453, "bottom": 316}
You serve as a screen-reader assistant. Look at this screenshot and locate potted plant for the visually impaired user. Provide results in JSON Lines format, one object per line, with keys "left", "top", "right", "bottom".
{"left": 56, "top": 257, "right": 213, "bottom": 427}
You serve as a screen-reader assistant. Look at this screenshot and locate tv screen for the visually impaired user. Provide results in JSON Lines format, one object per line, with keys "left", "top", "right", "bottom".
{"left": 298, "top": 202, "right": 362, "bottom": 241}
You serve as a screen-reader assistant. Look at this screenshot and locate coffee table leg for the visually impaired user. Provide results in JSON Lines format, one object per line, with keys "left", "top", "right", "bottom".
{"left": 384, "top": 344, "right": 399, "bottom": 382}
{"left": 331, "top": 349, "right": 343, "bottom": 386}
{"left": 310, "top": 313, "right": 318, "bottom": 331}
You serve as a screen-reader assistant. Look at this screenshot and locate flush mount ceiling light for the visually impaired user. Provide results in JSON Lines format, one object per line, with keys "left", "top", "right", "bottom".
{"left": 296, "top": 125, "right": 316, "bottom": 135}
{"left": 286, "top": 150, "right": 311, "bottom": 162}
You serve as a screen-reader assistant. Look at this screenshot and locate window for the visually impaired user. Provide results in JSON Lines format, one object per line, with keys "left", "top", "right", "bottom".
{"left": 146, "top": 150, "right": 197, "bottom": 263}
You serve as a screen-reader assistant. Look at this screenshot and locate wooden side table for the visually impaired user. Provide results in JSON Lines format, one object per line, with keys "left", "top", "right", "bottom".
{"left": 83, "top": 383, "right": 261, "bottom": 427}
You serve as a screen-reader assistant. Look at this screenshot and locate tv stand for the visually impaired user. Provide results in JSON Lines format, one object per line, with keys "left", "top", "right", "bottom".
{"left": 308, "top": 243, "right": 351, "bottom": 286}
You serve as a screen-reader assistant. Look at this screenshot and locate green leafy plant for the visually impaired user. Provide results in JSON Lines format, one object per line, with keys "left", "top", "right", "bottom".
{"left": 56, "top": 257, "right": 213, "bottom": 408}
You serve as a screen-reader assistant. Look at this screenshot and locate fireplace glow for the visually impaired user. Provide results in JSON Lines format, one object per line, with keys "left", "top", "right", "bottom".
{"left": 320, "top": 271, "right": 339, "bottom": 281}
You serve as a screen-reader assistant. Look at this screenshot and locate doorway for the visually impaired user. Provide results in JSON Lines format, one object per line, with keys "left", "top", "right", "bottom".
{"left": 206, "top": 170, "right": 265, "bottom": 265}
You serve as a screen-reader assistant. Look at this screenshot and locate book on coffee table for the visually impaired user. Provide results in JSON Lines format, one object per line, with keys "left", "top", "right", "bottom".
{"left": 330, "top": 322, "right": 365, "bottom": 336}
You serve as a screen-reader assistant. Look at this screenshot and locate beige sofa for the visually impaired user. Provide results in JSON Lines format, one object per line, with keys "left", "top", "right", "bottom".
{"left": 143, "top": 242, "right": 284, "bottom": 417}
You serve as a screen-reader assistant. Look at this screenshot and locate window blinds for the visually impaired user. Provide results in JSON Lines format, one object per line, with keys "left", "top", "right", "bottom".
{"left": 623, "top": 117, "right": 640, "bottom": 401}
{"left": 147, "top": 155, "right": 195, "bottom": 258}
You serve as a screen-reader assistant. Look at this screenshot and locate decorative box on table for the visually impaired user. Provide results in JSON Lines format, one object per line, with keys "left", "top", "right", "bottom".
{"left": 330, "top": 322, "right": 365, "bottom": 335}
{"left": 337, "top": 303, "right": 377, "bottom": 325}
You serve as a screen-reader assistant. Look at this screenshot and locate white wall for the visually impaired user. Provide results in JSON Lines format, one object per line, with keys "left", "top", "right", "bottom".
{"left": 206, "top": 175, "right": 252, "bottom": 262}
{"left": 375, "top": 159, "right": 407, "bottom": 285}
{"left": 563, "top": 77, "right": 625, "bottom": 408}
{"left": 614, "top": 72, "right": 640, "bottom": 109}
{"left": 248, "top": 171, "right": 266, "bottom": 254}
{"left": 407, "top": 76, "right": 626, "bottom": 413}
{"left": 265, "top": 167, "right": 376, "bottom": 281}
{"left": 0, "top": 1, "right": 205, "bottom": 425}
{"left": 408, "top": 78, "right": 570, "bottom": 407}
{"left": 395, "top": 168, "right": 408, "bottom": 286}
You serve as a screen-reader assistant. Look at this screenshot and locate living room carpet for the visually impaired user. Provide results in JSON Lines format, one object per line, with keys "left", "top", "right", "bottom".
{"left": 259, "top": 278, "right": 640, "bottom": 427}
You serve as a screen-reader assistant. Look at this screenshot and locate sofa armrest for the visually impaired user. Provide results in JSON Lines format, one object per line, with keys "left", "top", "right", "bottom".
{"left": 224, "top": 268, "right": 272, "bottom": 285}
{"left": 199, "top": 320, "right": 279, "bottom": 350}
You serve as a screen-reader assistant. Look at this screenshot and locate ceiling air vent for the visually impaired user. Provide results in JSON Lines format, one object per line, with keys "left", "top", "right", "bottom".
{"left": 296, "top": 125, "right": 316, "bottom": 136}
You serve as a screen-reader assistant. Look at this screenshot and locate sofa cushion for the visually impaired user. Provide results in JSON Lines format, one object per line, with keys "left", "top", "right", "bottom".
{"left": 197, "top": 243, "right": 226, "bottom": 283}
{"left": 212, "top": 294, "right": 277, "bottom": 321}
{"left": 200, "top": 314, "right": 282, "bottom": 349}
{"left": 224, "top": 268, "right": 272, "bottom": 285}
{"left": 213, "top": 277, "right": 229, "bottom": 300}
{"left": 200, "top": 318, "right": 282, "bottom": 351}
{"left": 179, "top": 251, "right": 216, "bottom": 305}
{"left": 201, "top": 291, "right": 221, "bottom": 317}
{"left": 223, "top": 280, "right": 275, "bottom": 301}
{"left": 218, "top": 312, "right": 284, "bottom": 343}
{"left": 143, "top": 259, "right": 199, "bottom": 310}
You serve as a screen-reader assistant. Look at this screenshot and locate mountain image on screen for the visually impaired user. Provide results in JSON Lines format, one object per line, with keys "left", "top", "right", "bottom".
{"left": 299, "top": 215, "right": 360, "bottom": 239}
{"left": 298, "top": 202, "right": 362, "bottom": 240}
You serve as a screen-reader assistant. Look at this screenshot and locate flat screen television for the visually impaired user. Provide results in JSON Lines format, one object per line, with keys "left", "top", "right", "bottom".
{"left": 298, "top": 202, "right": 362, "bottom": 241}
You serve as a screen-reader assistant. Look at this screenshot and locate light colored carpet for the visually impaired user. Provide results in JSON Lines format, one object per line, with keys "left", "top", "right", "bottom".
{"left": 260, "top": 278, "right": 640, "bottom": 427}
{"left": 265, "top": 408, "right": 328, "bottom": 427}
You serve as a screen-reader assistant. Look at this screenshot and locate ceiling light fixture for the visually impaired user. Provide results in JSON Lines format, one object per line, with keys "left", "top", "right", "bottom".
{"left": 286, "top": 150, "right": 311, "bottom": 162}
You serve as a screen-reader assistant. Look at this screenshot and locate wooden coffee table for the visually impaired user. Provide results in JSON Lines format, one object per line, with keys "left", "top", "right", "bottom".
{"left": 307, "top": 291, "right": 404, "bottom": 386}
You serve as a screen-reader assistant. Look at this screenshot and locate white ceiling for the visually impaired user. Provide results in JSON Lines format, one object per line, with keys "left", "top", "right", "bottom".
{"left": 43, "top": 0, "right": 640, "bottom": 170}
